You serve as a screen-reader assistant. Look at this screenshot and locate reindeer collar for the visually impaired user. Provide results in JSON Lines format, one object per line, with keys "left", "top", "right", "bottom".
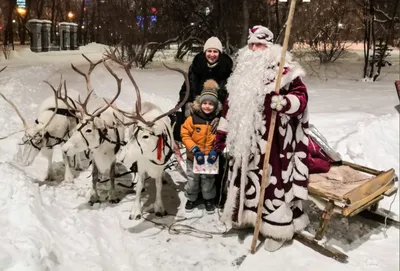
{"left": 97, "top": 128, "right": 126, "bottom": 154}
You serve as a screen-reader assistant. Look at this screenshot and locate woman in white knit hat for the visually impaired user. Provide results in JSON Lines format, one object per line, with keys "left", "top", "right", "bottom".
{"left": 172, "top": 36, "right": 233, "bottom": 210}
{"left": 175, "top": 36, "right": 233, "bottom": 129}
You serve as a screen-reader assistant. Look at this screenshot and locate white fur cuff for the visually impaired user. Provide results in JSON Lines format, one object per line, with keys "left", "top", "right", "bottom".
{"left": 285, "top": 94, "right": 300, "bottom": 115}
{"left": 217, "top": 117, "right": 228, "bottom": 133}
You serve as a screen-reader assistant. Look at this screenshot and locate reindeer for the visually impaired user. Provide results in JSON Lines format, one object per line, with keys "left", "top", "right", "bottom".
{"left": 61, "top": 58, "right": 127, "bottom": 205}
{"left": 0, "top": 66, "right": 89, "bottom": 182}
{"left": 103, "top": 49, "right": 190, "bottom": 220}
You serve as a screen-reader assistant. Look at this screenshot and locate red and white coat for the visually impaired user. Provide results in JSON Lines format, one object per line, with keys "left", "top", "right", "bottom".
{"left": 215, "top": 45, "right": 310, "bottom": 240}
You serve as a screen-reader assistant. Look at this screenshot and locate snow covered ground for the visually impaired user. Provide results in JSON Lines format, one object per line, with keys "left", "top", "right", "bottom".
{"left": 0, "top": 43, "right": 399, "bottom": 271}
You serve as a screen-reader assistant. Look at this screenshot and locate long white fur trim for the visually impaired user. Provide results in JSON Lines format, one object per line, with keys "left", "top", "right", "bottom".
{"left": 293, "top": 184, "right": 308, "bottom": 200}
{"left": 237, "top": 158, "right": 250, "bottom": 223}
{"left": 220, "top": 185, "right": 238, "bottom": 223}
{"left": 217, "top": 117, "right": 228, "bottom": 133}
{"left": 220, "top": 161, "right": 240, "bottom": 223}
{"left": 293, "top": 213, "right": 310, "bottom": 232}
{"left": 285, "top": 94, "right": 301, "bottom": 115}
{"left": 241, "top": 211, "right": 295, "bottom": 240}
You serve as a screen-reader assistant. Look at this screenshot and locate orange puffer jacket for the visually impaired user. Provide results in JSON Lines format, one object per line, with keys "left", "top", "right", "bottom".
{"left": 181, "top": 97, "right": 221, "bottom": 160}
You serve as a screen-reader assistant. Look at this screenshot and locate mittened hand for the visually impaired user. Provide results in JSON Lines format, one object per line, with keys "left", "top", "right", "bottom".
{"left": 270, "top": 92, "right": 288, "bottom": 112}
{"left": 194, "top": 151, "right": 205, "bottom": 165}
{"left": 207, "top": 150, "right": 218, "bottom": 164}
{"left": 190, "top": 146, "right": 200, "bottom": 154}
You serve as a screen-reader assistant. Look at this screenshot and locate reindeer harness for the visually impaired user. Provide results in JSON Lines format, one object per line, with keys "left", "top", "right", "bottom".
{"left": 24, "top": 104, "right": 81, "bottom": 150}
{"left": 131, "top": 123, "right": 174, "bottom": 166}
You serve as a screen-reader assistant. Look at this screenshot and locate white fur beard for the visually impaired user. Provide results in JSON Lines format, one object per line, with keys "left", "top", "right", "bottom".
{"left": 225, "top": 47, "right": 277, "bottom": 162}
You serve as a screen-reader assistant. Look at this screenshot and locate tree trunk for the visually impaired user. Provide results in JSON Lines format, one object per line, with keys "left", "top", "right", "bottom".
{"left": 78, "top": 0, "right": 85, "bottom": 45}
{"left": 368, "top": 0, "right": 375, "bottom": 78}
{"left": 50, "top": 0, "right": 57, "bottom": 43}
{"left": 141, "top": 0, "right": 149, "bottom": 44}
{"left": 373, "top": 0, "right": 400, "bottom": 81}
{"left": 241, "top": 0, "right": 249, "bottom": 46}
{"left": 362, "top": 0, "right": 371, "bottom": 79}
{"left": 37, "top": 0, "right": 45, "bottom": 19}
{"left": 18, "top": 0, "right": 32, "bottom": 45}
{"left": 5, "top": 0, "right": 16, "bottom": 49}
{"left": 275, "top": 0, "right": 280, "bottom": 36}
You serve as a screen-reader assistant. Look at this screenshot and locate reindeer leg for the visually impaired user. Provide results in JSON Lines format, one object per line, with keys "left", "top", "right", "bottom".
{"left": 88, "top": 162, "right": 101, "bottom": 205}
{"left": 42, "top": 148, "right": 54, "bottom": 181}
{"left": 129, "top": 173, "right": 144, "bottom": 220}
{"left": 108, "top": 161, "right": 120, "bottom": 204}
{"left": 155, "top": 171, "right": 166, "bottom": 217}
{"left": 62, "top": 152, "right": 74, "bottom": 183}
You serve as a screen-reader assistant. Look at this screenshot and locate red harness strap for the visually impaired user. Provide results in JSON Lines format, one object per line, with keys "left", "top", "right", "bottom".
{"left": 156, "top": 135, "right": 164, "bottom": 161}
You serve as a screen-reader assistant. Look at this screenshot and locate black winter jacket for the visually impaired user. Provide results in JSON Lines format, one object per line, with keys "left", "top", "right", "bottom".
{"left": 178, "top": 52, "right": 233, "bottom": 110}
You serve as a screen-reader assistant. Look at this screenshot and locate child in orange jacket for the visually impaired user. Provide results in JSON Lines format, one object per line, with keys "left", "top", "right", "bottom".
{"left": 181, "top": 79, "right": 221, "bottom": 213}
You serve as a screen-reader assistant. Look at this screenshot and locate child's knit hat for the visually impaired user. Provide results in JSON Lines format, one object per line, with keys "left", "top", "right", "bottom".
{"left": 200, "top": 80, "right": 219, "bottom": 107}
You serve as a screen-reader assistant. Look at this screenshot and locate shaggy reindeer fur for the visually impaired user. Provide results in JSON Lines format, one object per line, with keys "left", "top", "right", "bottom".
{"left": 15, "top": 90, "right": 86, "bottom": 182}
{"left": 62, "top": 107, "right": 125, "bottom": 204}
{"left": 119, "top": 102, "right": 174, "bottom": 220}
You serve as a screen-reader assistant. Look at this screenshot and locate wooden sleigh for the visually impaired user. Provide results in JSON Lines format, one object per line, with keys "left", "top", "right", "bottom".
{"left": 297, "top": 160, "right": 398, "bottom": 262}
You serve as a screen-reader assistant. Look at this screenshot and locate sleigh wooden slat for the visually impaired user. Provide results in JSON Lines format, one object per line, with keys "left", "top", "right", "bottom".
{"left": 308, "top": 162, "right": 398, "bottom": 243}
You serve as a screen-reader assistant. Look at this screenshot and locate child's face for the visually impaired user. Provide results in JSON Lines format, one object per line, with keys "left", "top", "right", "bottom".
{"left": 201, "top": 100, "right": 215, "bottom": 115}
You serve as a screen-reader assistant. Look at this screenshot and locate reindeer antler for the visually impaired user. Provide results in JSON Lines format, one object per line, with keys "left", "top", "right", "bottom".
{"left": 0, "top": 70, "right": 63, "bottom": 140}
{"left": 43, "top": 75, "right": 81, "bottom": 121}
{"left": 103, "top": 47, "right": 143, "bottom": 117}
{"left": 71, "top": 54, "right": 103, "bottom": 94}
{"left": 0, "top": 92, "right": 29, "bottom": 130}
{"left": 0, "top": 66, "right": 30, "bottom": 130}
{"left": 61, "top": 80, "right": 83, "bottom": 119}
{"left": 40, "top": 76, "right": 61, "bottom": 131}
{"left": 72, "top": 57, "right": 123, "bottom": 121}
{"left": 148, "top": 63, "right": 190, "bottom": 125}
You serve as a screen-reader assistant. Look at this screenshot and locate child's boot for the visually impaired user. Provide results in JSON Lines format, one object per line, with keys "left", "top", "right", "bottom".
{"left": 185, "top": 200, "right": 196, "bottom": 212}
{"left": 205, "top": 199, "right": 215, "bottom": 214}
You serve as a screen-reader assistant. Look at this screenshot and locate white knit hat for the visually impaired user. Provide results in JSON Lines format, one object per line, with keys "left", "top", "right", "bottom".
{"left": 203, "top": 37, "right": 223, "bottom": 52}
{"left": 247, "top": 25, "right": 274, "bottom": 45}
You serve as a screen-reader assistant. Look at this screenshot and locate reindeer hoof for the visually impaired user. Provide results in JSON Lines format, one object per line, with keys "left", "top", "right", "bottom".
{"left": 109, "top": 198, "right": 120, "bottom": 204}
{"left": 155, "top": 211, "right": 168, "bottom": 217}
{"left": 45, "top": 176, "right": 54, "bottom": 182}
{"left": 88, "top": 199, "right": 101, "bottom": 206}
{"left": 129, "top": 214, "right": 142, "bottom": 220}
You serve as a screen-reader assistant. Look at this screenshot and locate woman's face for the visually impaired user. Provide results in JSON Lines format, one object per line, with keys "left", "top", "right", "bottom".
{"left": 249, "top": 43, "right": 267, "bottom": 51}
{"left": 205, "top": 49, "right": 220, "bottom": 64}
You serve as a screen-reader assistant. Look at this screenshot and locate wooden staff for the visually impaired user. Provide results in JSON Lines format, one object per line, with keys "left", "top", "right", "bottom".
{"left": 250, "top": 0, "right": 299, "bottom": 254}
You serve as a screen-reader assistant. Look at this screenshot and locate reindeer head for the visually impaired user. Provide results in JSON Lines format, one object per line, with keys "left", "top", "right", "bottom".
{"left": 61, "top": 56, "right": 123, "bottom": 156}
{"left": 118, "top": 106, "right": 170, "bottom": 167}
{"left": 62, "top": 109, "right": 121, "bottom": 156}
{"left": 0, "top": 68, "right": 73, "bottom": 166}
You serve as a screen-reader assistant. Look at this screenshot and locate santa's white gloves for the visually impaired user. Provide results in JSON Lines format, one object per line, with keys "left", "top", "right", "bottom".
{"left": 270, "top": 93, "right": 288, "bottom": 112}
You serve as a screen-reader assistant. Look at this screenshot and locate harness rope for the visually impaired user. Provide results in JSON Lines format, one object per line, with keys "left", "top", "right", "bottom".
{"left": 141, "top": 209, "right": 228, "bottom": 239}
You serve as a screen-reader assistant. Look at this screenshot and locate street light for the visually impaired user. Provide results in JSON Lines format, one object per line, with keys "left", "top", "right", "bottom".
{"left": 17, "top": 7, "right": 27, "bottom": 17}
{"left": 68, "top": 11, "right": 74, "bottom": 20}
